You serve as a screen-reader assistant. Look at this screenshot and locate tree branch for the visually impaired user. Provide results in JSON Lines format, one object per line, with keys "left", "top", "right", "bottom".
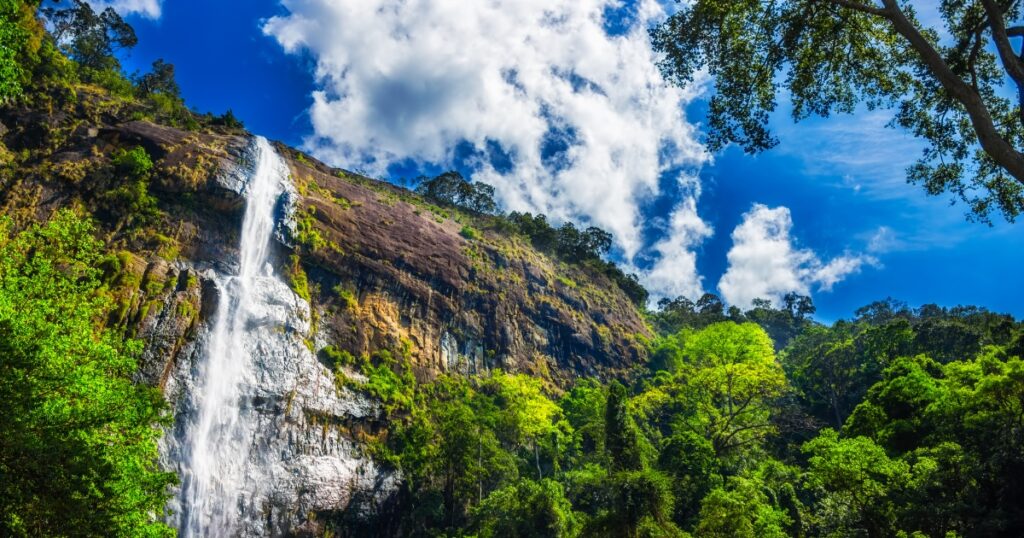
{"left": 823, "top": 0, "right": 888, "bottom": 17}
{"left": 981, "top": 0, "right": 1024, "bottom": 86}
{"left": 881, "top": 0, "right": 1024, "bottom": 185}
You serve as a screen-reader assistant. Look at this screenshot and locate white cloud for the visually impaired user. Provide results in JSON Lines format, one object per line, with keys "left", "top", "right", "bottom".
{"left": 641, "top": 196, "right": 713, "bottom": 303}
{"left": 263, "top": 0, "right": 712, "bottom": 297}
{"left": 86, "top": 0, "right": 161, "bottom": 18}
{"left": 718, "top": 204, "right": 874, "bottom": 308}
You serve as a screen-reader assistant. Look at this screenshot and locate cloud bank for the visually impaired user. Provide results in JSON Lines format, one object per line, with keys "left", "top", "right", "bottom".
{"left": 718, "top": 204, "right": 874, "bottom": 309}
{"left": 264, "top": 0, "right": 874, "bottom": 305}
{"left": 263, "top": 0, "right": 714, "bottom": 295}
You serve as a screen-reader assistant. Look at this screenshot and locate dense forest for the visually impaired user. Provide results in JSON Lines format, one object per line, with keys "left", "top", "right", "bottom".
{"left": 2, "top": 1, "right": 1024, "bottom": 537}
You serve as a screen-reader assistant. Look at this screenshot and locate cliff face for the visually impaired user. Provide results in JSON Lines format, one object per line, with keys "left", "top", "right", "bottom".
{"left": 0, "top": 89, "right": 650, "bottom": 532}
{"left": 1, "top": 88, "right": 649, "bottom": 387}
{"left": 283, "top": 149, "right": 649, "bottom": 386}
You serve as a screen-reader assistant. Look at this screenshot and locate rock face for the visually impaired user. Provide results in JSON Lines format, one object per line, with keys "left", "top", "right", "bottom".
{"left": 0, "top": 92, "right": 651, "bottom": 533}
{"left": 282, "top": 147, "right": 650, "bottom": 386}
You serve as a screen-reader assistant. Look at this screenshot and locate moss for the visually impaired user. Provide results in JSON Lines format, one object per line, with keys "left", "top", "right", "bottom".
{"left": 333, "top": 284, "right": 358, "bottom": 311}
{"left": 557, "top": 275, "right": 578, "bottom": 288}
{"left": 295, "top": 207, "right": 327, "bottom": 251}
{"left": 459, "top": 225, "right": 479, "bottom": 240}
{"left": 287, "top": 254, "right": 311, "bottom": 302}
{"left": 321, "top": 345, "right": 357, "bottom": 369}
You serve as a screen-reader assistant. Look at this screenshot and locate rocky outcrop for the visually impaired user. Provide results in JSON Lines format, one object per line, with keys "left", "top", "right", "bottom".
{"left": 282, "top": 148, "right": 650, "bottom": 386}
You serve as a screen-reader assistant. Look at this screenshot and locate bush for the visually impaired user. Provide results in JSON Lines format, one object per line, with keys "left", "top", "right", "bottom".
{"left": 101, "top": 147, "right": 159, "bottom": 228}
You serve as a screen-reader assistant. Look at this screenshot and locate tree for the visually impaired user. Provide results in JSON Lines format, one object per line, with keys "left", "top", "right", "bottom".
{"left": 651, "top": 0, "right": 1024, "bottom": 222}
{"left": 471, "top": 479, "right": 580, "bottom": 538}
{"left": 802, "top": 430, "right": 911, "bottom": 538}
{"left": 0, "top": 211, "right": 175, "bottom": 537}
{"left": 669, "top": 322, "right": 789, "bottom": 458}
{"left": 694, "top": 475, "right": 790, "bottom": 538}
{"left": 605, "top": 381, "right": 647, "bottom": 472}
{"left": 483, "top": 372, "right": 567, "bottom": 480}
{"left": 415, "top": 170, "right": 498, "bottom": 214}
{"left": 0, "top": 0, "right": 30, "bottom": 102}
{"left": 782, "top": 322, "right": 889, "bottom": 428}
{"left": 42, "top": 0, "right": 137, "bottom": 72}
{"left": 134, "top": 58, "right": 180, "bottom": 98}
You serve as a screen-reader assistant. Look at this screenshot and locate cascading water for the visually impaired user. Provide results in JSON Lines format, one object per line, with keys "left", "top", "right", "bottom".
{"left": 162, "top": 137, "right": 393, "bottom": 536}
{"left": 179, "top": 136, "right": 285, "bottom": 536}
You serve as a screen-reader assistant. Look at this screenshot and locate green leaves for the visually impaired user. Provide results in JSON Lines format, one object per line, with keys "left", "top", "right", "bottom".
{"left": 652, "top": 0, "right": 1024, "bottom": 221}
{"left": 0, "top": 211, "right": 174, "bottom": 537}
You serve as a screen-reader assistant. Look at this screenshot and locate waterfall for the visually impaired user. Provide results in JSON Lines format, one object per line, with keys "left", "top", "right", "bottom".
{"left": 178, "top": 136, "right": 286, "bottom": 536}
{"left": 163, "top": 137, "right": 392, "bottom": 537}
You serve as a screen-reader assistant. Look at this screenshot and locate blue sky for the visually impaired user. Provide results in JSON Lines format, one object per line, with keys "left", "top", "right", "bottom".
{"left": 110, "top": 0, "right": 1024, "bottom": 321}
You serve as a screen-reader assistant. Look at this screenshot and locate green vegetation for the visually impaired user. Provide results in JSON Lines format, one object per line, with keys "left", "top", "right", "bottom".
{"left": 323, "top": 296, "right": 1024, "bottom": 537}
{"left": 459, "top": 224, "right": 479, "bottom": 240}
{"left": 0, "top": 210, "right": 174, "bottom": 536}
{"left": 100, "top": 146, "right": 160, "bottom": 230}
{"left": 652, "top": 0, "right": 1024, "bottom": 222}
{"left": 416, "top": 170, "right": 498, "bottom": 214}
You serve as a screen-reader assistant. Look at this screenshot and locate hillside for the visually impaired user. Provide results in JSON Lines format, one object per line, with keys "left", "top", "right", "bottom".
{"left": 4, "top": 3, "right": 1024, "bottom": 538}
{"left": 0, "top": 88, "right": 650, "bottom": 385}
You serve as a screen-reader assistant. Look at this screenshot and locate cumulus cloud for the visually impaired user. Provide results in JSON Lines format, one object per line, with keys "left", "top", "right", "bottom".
{"left": 641, "top": 196, "right": 713, "bottom": 302}
{"left": 263, "top": 0, "right": 711, "bottom": 296}
{"left": 718, "top": 204, "right": 874, "bottom": 309}
{"left": 85, "top": 0, "right": 161, "bottom": 18}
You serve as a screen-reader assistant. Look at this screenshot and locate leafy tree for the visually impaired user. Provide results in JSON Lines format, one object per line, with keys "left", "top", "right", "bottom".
{"left": 782, "top": 322, "right": 889, "bottom": 428}
{"left": 483, "top": 372, "right": 567, "bottom": 479}
{"left": 42, "top": 0, "right": 137, "bottom": 72}
{"left": 605, "top": 380, "right": 647, "bottom": 472}
{"left": 657, "top": 431, "right": 721, "bottom": 527}
{"left": 651, "top": 0, "right": 1024, "bottom": 222}
{"left": 0, "top": 0, "right": 31, "bottom": 102}
{"left": 134, "top": 58, "right": 180, "bottom": 98}
{"left": 415, "top": 170, "right": 498, "bottom": 214}
{"left": 0, "top": 211, "right": 174, "bottom": 537}
{"left": 744, "top": 293, "right": 816, "bottom": 350}
{"left": 560, "top": 379, "right": 607, "bottom": 467}
{"left": 667, "top": 322, "right": 789, "bottom": 458}
{"left": 694, "top": 475, "right": 790, "bottom": 538}
{"left": 471, "top": 479, "right": 580, "bottom": 538}
{"left": 802, "top": 430, "right": 911, "bottom": 538}
{"left": 602, "top": 469, "right": 684, "bottom": 538}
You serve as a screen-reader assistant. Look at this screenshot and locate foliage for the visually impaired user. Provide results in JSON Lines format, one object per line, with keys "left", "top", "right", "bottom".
{"left": 133, "top": 58, "right": 180, "bottom": 98}
{"left": 0, "top": 210, "right": 174, "bottom": 536}
{"left": 651, "top": 0, "right": 1024, "bottom": 222}
{"left": 42, "top": 0, "right": 137, "bottom": 73}
{"left": 99, "top": 146, "right": 160, "bottom": 230}
{"left": 0, "top": 0, "right": 31, "bottom": 102}
{"left": 472, "top": 479, "right": 580, "bottom": 538}
{"left": 416, "top": 170, "right": 499, "bottom": 214}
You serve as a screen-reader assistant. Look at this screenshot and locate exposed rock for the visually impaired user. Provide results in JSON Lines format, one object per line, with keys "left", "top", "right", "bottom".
{"left": 281, "top": 153, "right": 650, "bottom": 385}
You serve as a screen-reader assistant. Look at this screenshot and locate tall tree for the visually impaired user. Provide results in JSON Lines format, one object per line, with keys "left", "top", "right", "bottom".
{"left": 0, "top": 211, "right": 174, "bottom": 537}
{"left": 42, "top": 0, "right": 137, "bottom": 72}
{"left": 652, "top": 0, "right": 1024, "bottom": 222}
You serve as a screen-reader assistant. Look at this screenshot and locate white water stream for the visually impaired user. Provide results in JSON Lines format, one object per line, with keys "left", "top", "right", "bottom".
{"left": 178, "top": 136, "right": 286, "bottom": 536}
{"left": 163, "top": 136, "right": 390, "bottom": 537}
